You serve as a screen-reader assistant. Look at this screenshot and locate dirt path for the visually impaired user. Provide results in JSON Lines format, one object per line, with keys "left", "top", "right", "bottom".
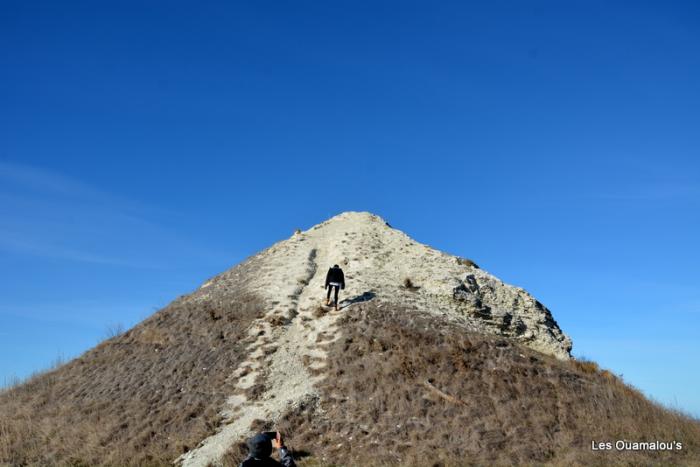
{"left": 178, "top": 233, "right": 348, "bottom": 467}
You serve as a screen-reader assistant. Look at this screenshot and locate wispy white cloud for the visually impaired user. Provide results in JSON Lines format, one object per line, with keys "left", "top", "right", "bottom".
{"left": 0, "top": 298, "right": 153, "bottom": 328}
{"left": 0, "top": 161, "right": 168, "bottom": 215}
{"left": 0, "top": 161, "right": 97, "bottom": 197}
{"left": 0, "top": 228, "right": 156, "bottom": 267}
{"left": 0, "top": 161, "right": 219, "bottom": 267}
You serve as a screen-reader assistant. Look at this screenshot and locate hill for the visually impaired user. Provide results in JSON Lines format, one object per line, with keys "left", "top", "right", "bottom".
{"left": 1, "top": 212, "right": 698, "bottom": 466}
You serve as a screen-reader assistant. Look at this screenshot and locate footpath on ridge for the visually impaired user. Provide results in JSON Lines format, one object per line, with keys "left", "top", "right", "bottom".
{"left": 179, "top": 222, "right": 356, "bottom": 467}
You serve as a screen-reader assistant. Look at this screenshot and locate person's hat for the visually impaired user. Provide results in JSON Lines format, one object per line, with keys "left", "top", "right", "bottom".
{"left": 247, "top": 433, "right": 272, "bottom": 459}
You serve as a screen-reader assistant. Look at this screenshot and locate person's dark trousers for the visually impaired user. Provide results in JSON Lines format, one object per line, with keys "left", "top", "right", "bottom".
{"left": 326, "top": 285, "right": 339, "bottom": 304}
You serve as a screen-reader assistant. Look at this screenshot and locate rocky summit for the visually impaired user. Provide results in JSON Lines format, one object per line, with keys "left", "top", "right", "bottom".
{"left": 200, "top": 211, "right": 572, "bottom": 359}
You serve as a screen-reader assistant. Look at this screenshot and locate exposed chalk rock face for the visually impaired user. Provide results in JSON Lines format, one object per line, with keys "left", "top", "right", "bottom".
{"left": 197, "top": 211, "right": 571, "bottom": 360}
{"left": 452, "top": 272, "right": 570, "bottom": 358}
{"left": 303, "top": 212, "right": 572, "bottom": 359}
{"left": 177, "top": 211, "right": 572, "bottom": 467}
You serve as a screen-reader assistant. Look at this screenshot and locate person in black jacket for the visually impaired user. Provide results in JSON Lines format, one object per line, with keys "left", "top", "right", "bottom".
{"left": 240, "top": 432, "right": 296, "bottom": 467}
{"left": 324, "top": 264, "right": 345, "bottom": 311}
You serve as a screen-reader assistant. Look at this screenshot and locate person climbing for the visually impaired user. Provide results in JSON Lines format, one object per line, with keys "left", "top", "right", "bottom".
{"left": 240, "top": 431, "right": 296, "bottom": 467}
{"left": 324, "top": 264, "right": 345, "bottom": 311}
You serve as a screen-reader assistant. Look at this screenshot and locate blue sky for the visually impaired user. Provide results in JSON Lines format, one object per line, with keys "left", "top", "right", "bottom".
{"left": 1, "top": 1, "right": 699, "bottom": 416}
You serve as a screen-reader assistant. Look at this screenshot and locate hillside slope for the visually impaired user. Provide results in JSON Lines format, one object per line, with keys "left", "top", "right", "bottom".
{"left": 0, "top": 257, "right": 266, "bottom": 465}
{"left": 1, "top": 212, "right": 698, "bottom": 466}
{"left": 225, "top": 303, "right": 700, "bottom": 466}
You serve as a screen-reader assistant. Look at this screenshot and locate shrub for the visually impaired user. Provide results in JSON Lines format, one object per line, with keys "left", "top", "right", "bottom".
{"left": 104, "top": 323, "right": 125, "bottom": 339}
{"left": 313, "top": 306, "right": 327, "bottom": 318}
{"left": 573, "top": 358, "right": 600, "bottom": 374}
{"left": 456, "top": 257, "right": 479, "bottom": 268}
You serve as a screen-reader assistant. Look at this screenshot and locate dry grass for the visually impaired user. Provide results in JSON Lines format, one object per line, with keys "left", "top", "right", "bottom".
{"left": 4, "top": 284, "right": 700, "bottom": 466}
{"left": 268, "top": 314, "right": 288, "bottom": 326}
{"left": 0, "top": 259, "right": 268, "bottom": 466}
{"left": 571, "top": 358, "right": 600, "bottom": 375}
{"left": 238, "top": 302, "right": 700, "bottom": 467}
{"left": 313, "top": 305, "right": 328, "bottom": 318}
{"left": 104, "top": 323, "right": 126, "bottom": 339}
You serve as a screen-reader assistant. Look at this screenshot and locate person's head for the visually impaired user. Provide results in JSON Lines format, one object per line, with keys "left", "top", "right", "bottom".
{"left": 333, "top": 264, "right": 339, "bottom": 268}
{"left": 247, "top": 433, "right": 272, "bottom": 459}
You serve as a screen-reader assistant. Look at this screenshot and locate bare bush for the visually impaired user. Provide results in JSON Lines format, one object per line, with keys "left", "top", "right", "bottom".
{"left": 104, "top": 322, "right": 125, "bottom": 339}
{"left": 456, "top": 257, "right": 479, "bottom": 269}
{"left": 402, "top": 278, "right": 420, "bottom": 291}
{"left": 572, "top": 357, "right": 600, "bottom": 374}
{"left": 312, "top": 305, "right": 327, "bottom": 318}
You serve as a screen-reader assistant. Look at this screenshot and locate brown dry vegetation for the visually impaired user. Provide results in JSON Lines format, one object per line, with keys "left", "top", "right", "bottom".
{"left": 3, "top": 281, "right": 700, "bottom": 466}
{"left": 455, "top": 257, "right": 479, "bottom": 269}
{"left": 0, "top": 259, "right": 268, "bottom": 466}
{"left": 226, "top": 303, "right": 700, "bottom": 467}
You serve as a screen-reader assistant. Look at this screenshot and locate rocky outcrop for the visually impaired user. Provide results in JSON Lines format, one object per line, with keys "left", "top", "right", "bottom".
{"left": 452, "top": 273, "right": 571, "bottom": 358}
